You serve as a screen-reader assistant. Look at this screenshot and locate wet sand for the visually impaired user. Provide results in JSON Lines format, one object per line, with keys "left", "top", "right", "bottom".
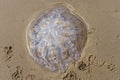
{"left": 0, "top": 0, "right": 120, "bottom": 80}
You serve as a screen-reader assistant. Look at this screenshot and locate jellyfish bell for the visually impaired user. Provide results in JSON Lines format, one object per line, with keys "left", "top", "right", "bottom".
{"left": 26, "top": 4, "right": 87, "bottom": 73}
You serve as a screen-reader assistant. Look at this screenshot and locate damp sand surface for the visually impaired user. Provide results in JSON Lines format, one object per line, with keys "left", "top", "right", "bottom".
{"left": 0, "top": 0, "right": 120, "bottom": 80}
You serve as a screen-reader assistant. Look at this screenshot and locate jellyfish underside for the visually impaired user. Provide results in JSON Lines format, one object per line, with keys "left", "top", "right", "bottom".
{"left": 27, "top": 5, "right": 87, "bottom": 73}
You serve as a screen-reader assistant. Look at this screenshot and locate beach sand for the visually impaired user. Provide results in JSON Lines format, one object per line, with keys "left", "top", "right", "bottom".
{"left": 0, "top": 0, "right": 120, "bottom": 80}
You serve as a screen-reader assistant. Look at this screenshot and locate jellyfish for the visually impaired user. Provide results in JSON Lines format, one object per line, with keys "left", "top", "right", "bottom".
{"left": 26, "top": 4, "right": 87, "bottom": 73}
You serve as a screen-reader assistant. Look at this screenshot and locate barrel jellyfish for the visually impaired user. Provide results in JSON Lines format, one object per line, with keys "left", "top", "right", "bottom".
{"left": 26, "top": 4, "right": 87, "bottom": 73}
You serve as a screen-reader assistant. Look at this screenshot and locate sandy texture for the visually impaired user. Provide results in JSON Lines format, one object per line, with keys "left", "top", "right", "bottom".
{"left": 0, "top": 0, "right": 120, "bottom": 80}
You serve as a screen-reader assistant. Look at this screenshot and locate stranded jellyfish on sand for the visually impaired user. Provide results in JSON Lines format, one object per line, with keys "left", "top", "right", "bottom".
{"left": 26, "top": 4, "right": 87, "bottom": 73}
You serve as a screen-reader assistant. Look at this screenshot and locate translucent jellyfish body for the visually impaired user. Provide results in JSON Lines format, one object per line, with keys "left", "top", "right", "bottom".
{"left": 26, "top": 4, "right": 87, "bottom": 73}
